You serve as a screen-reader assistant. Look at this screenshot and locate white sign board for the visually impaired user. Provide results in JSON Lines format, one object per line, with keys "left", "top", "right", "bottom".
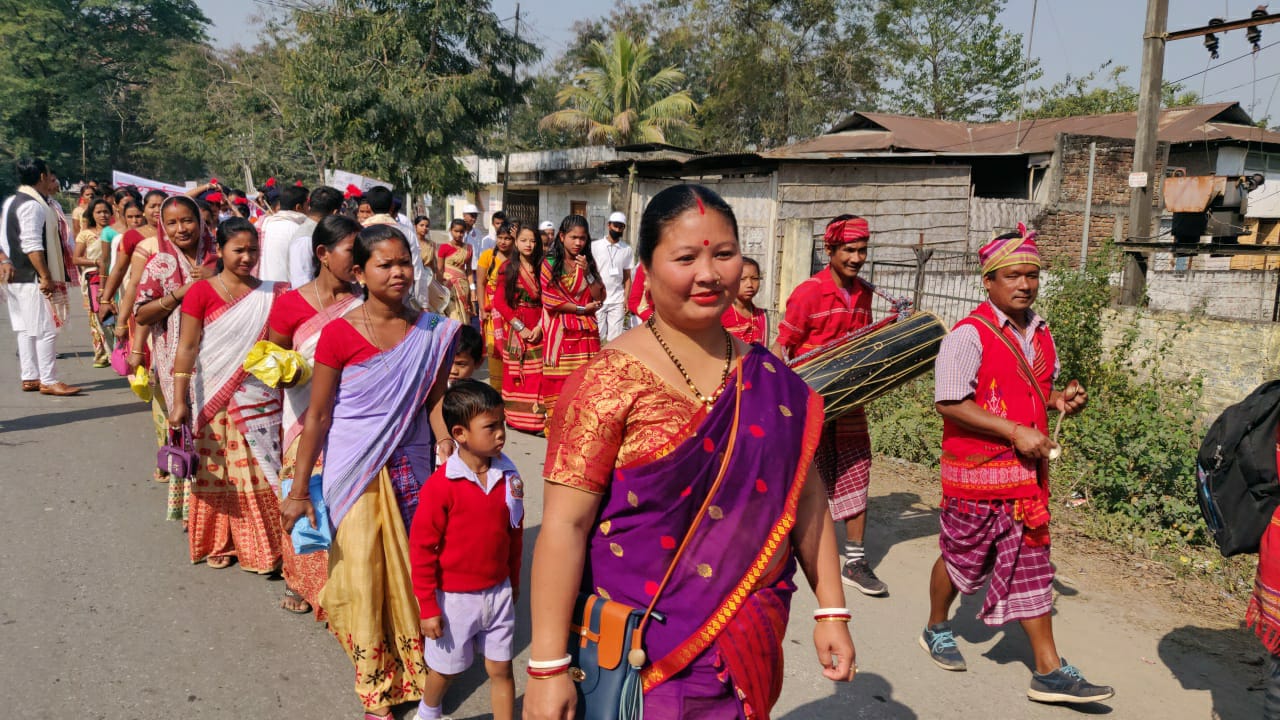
{"left": 324, "top": 169, "right": 394, "bottom": 193}
{"left": 1128, "top": 172, "right": 1149, "bottom": 188}
{"left": 111, "top": 170, "right": 188, "bottom": 196}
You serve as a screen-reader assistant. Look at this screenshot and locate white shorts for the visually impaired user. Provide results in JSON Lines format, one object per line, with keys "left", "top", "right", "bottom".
{"left": 423, "top": 580, "right": 515, "bottom": 674}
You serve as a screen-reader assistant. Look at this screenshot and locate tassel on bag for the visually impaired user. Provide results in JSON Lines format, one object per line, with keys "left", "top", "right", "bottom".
{"left": 618, "top": 657, "right": 644, "bottom": 720}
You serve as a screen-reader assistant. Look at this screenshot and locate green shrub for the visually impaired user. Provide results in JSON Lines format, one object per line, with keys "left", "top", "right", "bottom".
{"left": 867, "top": 375, "right": 942, "bottom": 467}
{"left": 1041, "top": 245, "right": 1206, "bottom": 546}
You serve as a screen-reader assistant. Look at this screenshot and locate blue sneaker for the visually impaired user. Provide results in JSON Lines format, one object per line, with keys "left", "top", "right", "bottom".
{"left": 919, "top": 622, "right": 967, "bottom": 671}
{"left": 1028, "top": 659, "right": 1114, "bottom": 704}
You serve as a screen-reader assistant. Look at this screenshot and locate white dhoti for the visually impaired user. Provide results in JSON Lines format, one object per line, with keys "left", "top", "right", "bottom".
{"left": 5, "top": 283, "right": 60, "bottom": 384}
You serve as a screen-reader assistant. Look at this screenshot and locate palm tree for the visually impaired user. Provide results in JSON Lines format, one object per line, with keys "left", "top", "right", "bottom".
{"left": 540, "top": 32, "right": 698, "bottom": 146}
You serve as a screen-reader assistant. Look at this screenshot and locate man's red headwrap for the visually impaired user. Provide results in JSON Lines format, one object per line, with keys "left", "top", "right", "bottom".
{"left": 824, "top": 216, "right": 870, "bottom": 251}
{"left": 205, "top": 192, "right": 224, "bottom": 203}
{"left": 265, "top": 177, "right": 277, "bottom": 189}
{"left": 344, "top": 184, "right": 363, "bottom": 200}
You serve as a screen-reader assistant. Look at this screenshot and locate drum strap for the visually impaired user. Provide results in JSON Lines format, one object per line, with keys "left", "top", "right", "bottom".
{"left": 972, "top": 315, "right": 1049, "bottom": 411}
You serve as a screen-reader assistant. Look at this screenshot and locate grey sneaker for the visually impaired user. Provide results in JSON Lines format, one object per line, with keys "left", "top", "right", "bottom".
{"left": 1027, "top": 659, "right": 1115, "bottom": 704}
{"left": 841, "top": 559, "right": 888, "bottom": 596}
{"left": 918, "top": 623, "right": 967, "bottom": 671}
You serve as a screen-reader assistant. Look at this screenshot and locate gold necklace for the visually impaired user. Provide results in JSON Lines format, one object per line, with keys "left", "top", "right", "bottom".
{"left": 647, "top": 317, "right": 733, "bottom": 407}
{"left": 361, "top": 302, "right": 410, "bottom": 371}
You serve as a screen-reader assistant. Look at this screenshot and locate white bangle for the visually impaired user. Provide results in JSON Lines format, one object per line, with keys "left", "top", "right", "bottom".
{"left": 813, "top": 607, "right": 852, "bottom": 618}
{"left": 512, "top": 318, "right": 526, "bottom": 332}
{"left": 527, "top": 654, "right": 572, "bottom": 670}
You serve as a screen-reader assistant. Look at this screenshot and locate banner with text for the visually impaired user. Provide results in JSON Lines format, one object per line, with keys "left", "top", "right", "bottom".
{"left": 111, "top": 171, "right": 190, "bottom": 196}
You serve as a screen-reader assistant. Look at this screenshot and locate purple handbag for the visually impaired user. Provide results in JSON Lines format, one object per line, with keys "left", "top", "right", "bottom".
{"left": 157, "top": 425, "right": 196, "bottom": 479}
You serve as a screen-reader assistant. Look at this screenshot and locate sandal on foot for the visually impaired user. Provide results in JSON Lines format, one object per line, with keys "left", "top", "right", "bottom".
{"left": 280, "top": 587, "right": 312, "bottom": 614}
{"left": 207, "top": 555, "right": 233, "bottom": 569}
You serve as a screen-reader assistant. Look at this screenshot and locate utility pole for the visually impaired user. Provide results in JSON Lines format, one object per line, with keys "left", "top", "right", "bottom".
{"left": 500, "top": 3, "right": 520, "bottom": 209}
{"left": 1122, "top": 3, "right": 1280, "bottom": 305}
{"left": 1121, "top": 0, "right": 1168, "bottom": 306}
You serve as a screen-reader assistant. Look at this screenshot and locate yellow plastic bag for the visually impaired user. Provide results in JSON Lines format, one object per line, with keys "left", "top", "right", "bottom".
{"left": 243, "top": 340, "right": 312, "bottom": 389}
{"left": 129, "top": 366, "right": 152, "bottom": 402}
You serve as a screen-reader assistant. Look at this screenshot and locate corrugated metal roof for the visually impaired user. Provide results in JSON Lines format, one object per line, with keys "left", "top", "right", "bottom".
{"left": 765, "top": 102, "right": 1280, "bottom": 159}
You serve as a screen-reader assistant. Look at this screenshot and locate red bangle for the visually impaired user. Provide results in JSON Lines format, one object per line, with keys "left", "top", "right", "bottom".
{"left": 526, "top": 665, "right": 571, "bottom": 680}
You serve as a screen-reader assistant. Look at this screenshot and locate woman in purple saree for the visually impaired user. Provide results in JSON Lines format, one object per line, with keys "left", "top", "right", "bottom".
{"left": 281, "top": 225, "right": 460, "bottom": 719}
{"left": 527, "top": 185, "right": 856, "bottom": 720}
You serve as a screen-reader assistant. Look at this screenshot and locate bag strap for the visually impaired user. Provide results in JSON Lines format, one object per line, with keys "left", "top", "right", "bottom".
{"left": 636, "top": 354, "right": 746, "bottom": 639}
{"left": 972, "top": 315, "right": 1050, "bottom": 410}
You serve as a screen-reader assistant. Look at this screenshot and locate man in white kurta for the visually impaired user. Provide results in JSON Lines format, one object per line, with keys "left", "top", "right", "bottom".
{"left": 1, "top": 158, "right": 81, "bottom": 395}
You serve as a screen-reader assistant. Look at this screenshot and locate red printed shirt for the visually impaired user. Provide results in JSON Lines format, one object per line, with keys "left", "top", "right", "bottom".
{"left": 776, "top": 269, "right": 873, "bottom": 359}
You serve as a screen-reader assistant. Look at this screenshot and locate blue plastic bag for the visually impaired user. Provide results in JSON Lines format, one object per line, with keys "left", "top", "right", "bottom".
{"left": 281, "top": 474, "right": 331, "bottom": 554}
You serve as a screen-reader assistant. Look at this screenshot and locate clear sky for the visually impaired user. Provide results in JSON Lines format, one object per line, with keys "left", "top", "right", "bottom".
{"left": 195, "top": 0, "right": 1280, "bottom": 121}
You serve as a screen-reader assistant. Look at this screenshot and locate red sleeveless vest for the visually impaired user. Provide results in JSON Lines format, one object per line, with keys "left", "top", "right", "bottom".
{"left": 940, "top": 302, "right": 1056, "bottom": 530}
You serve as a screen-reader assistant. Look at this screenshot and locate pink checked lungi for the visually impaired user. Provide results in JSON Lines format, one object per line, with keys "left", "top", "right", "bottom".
{"left": 815, "top": 409, "right": 872, "bottom": 521}
{"left": 939, "top": 498, "right": 1054, "bottom": 626}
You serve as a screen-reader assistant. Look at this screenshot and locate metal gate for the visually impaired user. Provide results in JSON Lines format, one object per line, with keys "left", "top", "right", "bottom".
{"left": 503, "top": 189, "right": 539, "bottom": 230}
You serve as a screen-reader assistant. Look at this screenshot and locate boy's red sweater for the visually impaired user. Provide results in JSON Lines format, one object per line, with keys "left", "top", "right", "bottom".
{"left": 409, "top": 459, "right": 523, "bottom": 619}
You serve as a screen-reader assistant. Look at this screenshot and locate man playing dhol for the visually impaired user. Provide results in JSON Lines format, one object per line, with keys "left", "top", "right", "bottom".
{"left": 772, "top": 214, "right": 885, "bottom": 596}
{"left": 923, "top": 224, "right": 1113, "bottom": 706}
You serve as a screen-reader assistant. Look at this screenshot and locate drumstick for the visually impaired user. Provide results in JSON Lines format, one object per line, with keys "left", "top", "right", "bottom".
{"left": 1048, "top": 380, "right": 1080, "bottom": 461}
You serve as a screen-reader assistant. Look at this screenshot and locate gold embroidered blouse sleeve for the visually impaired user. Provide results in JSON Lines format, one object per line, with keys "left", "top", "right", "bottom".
{"left": 545, "top": 350, "right": 701, "bottom": 494}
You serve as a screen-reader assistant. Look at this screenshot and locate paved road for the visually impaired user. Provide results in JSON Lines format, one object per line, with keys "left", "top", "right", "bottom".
{"left": 0, "top": 314, "right": 1262, "bottom": 719}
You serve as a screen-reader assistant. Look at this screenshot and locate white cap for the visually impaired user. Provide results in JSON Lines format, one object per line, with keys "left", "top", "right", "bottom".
{"left": 538, "top": 220, "right": 555, "bottom": 231}
{"left": 608, "top": 211, "right": 627, "bottom": 225}
{"left": 463, "top": 203, "right": 480, "bottom": 215}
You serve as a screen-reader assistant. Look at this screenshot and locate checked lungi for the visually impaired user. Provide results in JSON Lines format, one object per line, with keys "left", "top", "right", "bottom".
{"left": 815, "top": 408, "right": 872, "bottom": 521}
{"left": 940, "top": 498, "right": 1054, "bottom": 626}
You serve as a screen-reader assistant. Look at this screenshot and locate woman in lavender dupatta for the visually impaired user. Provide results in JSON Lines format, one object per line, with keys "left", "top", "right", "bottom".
{"left": 265, "top": 214, "right": 363, "bottom": 618}
{"left": 527, "top": 184, "right": 856, "bottom": 720}
{"left": 281, "top": 224, "right": 459, "bottom": 719}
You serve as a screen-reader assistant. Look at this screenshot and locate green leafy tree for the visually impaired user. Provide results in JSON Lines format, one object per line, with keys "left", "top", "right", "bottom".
{"left": 695, "top": 0, "right": 879, "bottom": 149}
{"left": 549, "top": 0, "right": 879, "bottom": 151}
{"left": 138, "top": 39, "right": 321, "bottom": 184}
{"left": 0, "top": 0, "right": 209, "bottom": 190}
{"left": 281, "top": 0, "right": 538, "bottom": 196}
{"left": 1025, "top": 61, "right": 1200, "bottom": 120}
{"left": 873, "top": 0, "right": 1035, "bottom": 121}
{"left": 540, "top": 31, "right": 697, "bottom": 146}
{"left": 508, "top": 74, "right": 580, "bottom": 151}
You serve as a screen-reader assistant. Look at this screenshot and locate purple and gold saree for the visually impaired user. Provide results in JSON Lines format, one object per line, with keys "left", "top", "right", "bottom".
{"left": 550, "top": 346, "right": 824, "bottom": 718}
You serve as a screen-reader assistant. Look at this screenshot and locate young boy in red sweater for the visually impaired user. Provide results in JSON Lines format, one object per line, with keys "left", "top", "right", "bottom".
{"left": 410, "top": 380, "right": 524, "bottom": 720}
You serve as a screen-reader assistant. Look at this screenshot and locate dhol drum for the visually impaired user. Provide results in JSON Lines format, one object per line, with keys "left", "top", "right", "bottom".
{"left": 789, "top": 311, "right": 946, "bottom": 423}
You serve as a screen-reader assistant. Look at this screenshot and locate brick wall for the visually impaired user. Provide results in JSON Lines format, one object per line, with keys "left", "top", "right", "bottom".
{"left": 1101, "top": 307, "right": 1280, "bottom": 420}
{"left": 1031, "top": 134, "right": 1168, "bottom": 268}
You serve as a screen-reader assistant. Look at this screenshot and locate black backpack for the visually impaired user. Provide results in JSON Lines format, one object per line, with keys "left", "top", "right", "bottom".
{"left": 1197, "top": 379, "right": 1280, "bottom": 556}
